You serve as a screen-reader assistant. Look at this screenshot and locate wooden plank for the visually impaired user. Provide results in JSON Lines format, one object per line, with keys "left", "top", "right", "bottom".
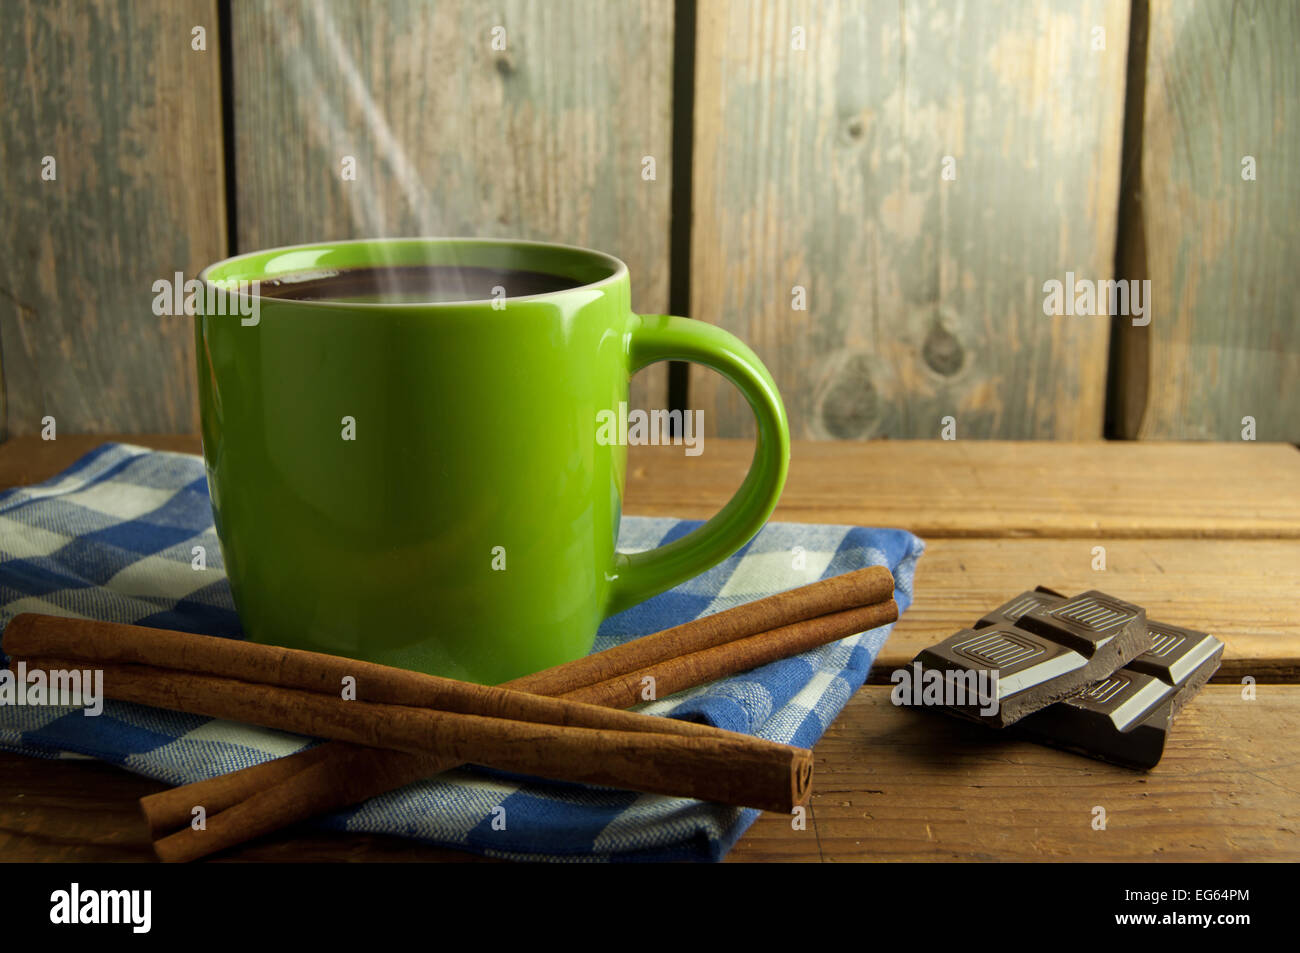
{"left": 8, "top": 438, "right": 1294, "bottom": 672}
{"left": 1119, "top": 0, "right": 1300, "bottom": 440}
{"left": 729, "top": 685, "right": 1300, "bottom": 861}
{"left": 879, "top": 537, "right": 1300, "bottom": 683}
{"left": 3, "top": 685, "right": 1293, "bottom": 862}
{"left": 2, "top": 434, "right": 1297, "bottom": 862}
{"left": 690, "top": 0, "right": 1129, "bottom": 440}
{"left": 0, "top": 0, "right": 225, "bottom": 439}
{"left": 623, "top": 440, "right": 1300, "bottom": 538}
{"left": 7, "top": 436, "right": 1300, "bottom": 539}
{"left": 230, "top": 0, "right": 674, "bottom": 411}
{"left": 0, "top": 756, "right": 162, "bottom": 862}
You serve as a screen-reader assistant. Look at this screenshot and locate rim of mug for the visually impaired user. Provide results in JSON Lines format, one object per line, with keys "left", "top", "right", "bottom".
{"left": 197, "top": 236, "right": 630, "bottom": 310}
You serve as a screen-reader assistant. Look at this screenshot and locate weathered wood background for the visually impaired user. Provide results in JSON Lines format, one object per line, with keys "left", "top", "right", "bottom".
{"left": 1, "top": 0, "right": 1295, "bottom": 441}
{"left": 0, "top": 0, "right": 224, "bottom": 439}
{"left": 691, "top": 0, "right": 1129, "bottom": 440}
{"left": 230, "top": 0, "right": 674, "bottom": 413}
{"left": 1115, "top": 0, "right": 1299, "bottom": 441}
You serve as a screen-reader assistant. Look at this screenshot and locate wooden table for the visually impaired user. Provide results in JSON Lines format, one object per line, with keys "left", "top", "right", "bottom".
{"left": 2, "top": 435, "right": 1297, "bottom": 862}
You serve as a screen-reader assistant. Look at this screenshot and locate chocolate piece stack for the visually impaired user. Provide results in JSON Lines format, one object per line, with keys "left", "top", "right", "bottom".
{"left": 906, "top": 587, "right": 1224, "bottom": 768}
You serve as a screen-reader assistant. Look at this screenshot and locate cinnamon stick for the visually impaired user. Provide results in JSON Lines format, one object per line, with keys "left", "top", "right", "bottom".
{"left": 517, "top": 564, "right": 895, "bottom": 695}
{"left": 144, "top": 596, "right": 897, "bottom": 861}
{"left": 559, "top": 600, "right": 898, "bottom": 708}
{"left": 3, "top": 612, "right": 847, "bottom": 738}
{"left": 16, "top": 654, "right": 812, "bottom": 815}
{"left": 139, "top": 566, "right": 894, "bottom": 828}
{"left": 6, "top": 565, "right": 897, "bottom": 860}
{"left": 140, "top": 742, "right": 339, "bottom": 837}
{"left": 144, "top": 598, "right": 896, "bottom": 861}
{"left": 153, "top": 746, "right": 433, "bottom": 862}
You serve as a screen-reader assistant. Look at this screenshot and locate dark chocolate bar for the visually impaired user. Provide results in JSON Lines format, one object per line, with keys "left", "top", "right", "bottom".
{"left": 1129, "top": 620, "right": 1224, "bottom": 716}
{"left": 1016, "top": 619, "right": 1223, "bottom": 768}
{"left": 973, "top": 586, "right": 1066, "bottom": 629}
{"left": 907, "top": 590, "right": 1150, "bottom": 728}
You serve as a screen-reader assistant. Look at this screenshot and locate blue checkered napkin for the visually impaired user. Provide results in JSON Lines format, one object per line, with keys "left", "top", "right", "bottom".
{"left": 0, "top": 442, "right": 924, "bottom": 862}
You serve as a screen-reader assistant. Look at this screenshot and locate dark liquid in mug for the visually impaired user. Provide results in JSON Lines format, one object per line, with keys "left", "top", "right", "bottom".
{"left": 256, "top": 265, "right": 583, "bottom": 304}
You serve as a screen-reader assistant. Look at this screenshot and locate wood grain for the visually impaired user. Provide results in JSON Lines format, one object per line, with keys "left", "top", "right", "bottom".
{"left": 881, "top": 537, "right": 1300, "bottom": 682}
{"left": 622, "top": 439, "right": 1300, "bottom": 538}
{"left": 1119, "top": 0, "right": 1300, "bottom": 440}
{"left": 6, "top": 438, "right": 1294, "bottom": 675}
{"left": 2, "top": 434, "right": 1296, "bottom": 861}
{"left": 690, "top": 0, "right": 1130, "bottom": 439}
{"left": 2, "top": 686, "right": 1293, "bottom": 862}
{"left": 6, "top": 435, "right": 1300, "bottom": 538}
{"left": 729, "top": 686, "right": 1300, "bottom": 861}
{"left": 0, "top": 0, "right": 225, "bottom": 439}
{"left": 230, "top": 0, "right": 675, "bottom": 411}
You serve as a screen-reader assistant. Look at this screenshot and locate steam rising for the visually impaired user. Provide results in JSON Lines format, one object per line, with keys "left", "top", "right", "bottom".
{"left": 276, "top": 0, "right": 471, "bottom": 300}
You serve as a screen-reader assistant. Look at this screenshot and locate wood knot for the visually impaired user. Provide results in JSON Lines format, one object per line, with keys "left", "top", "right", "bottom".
{"left": 819, "top": 352, "right": 880, "bottom": 439}
{"left": 922, "top": 318, "right": 964, "bottom": 377}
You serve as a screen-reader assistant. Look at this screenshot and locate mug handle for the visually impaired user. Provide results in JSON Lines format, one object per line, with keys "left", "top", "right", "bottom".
{"left": 604, "top": 313, "right": 790, "bottom": 616}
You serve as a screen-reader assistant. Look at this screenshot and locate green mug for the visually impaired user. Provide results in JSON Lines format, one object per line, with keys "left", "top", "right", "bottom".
{"left": 196, "top": 238, "right": 789, "bottom": 684}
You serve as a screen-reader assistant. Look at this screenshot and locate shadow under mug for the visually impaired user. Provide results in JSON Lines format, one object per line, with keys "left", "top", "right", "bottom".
{"left": 196, "top": 238, "right": 789, "bottom": 684}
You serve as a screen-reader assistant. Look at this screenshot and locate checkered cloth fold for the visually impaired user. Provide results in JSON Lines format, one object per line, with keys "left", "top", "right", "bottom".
{"left": 0, "top": 443, "right": 923, "bottom": 861}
